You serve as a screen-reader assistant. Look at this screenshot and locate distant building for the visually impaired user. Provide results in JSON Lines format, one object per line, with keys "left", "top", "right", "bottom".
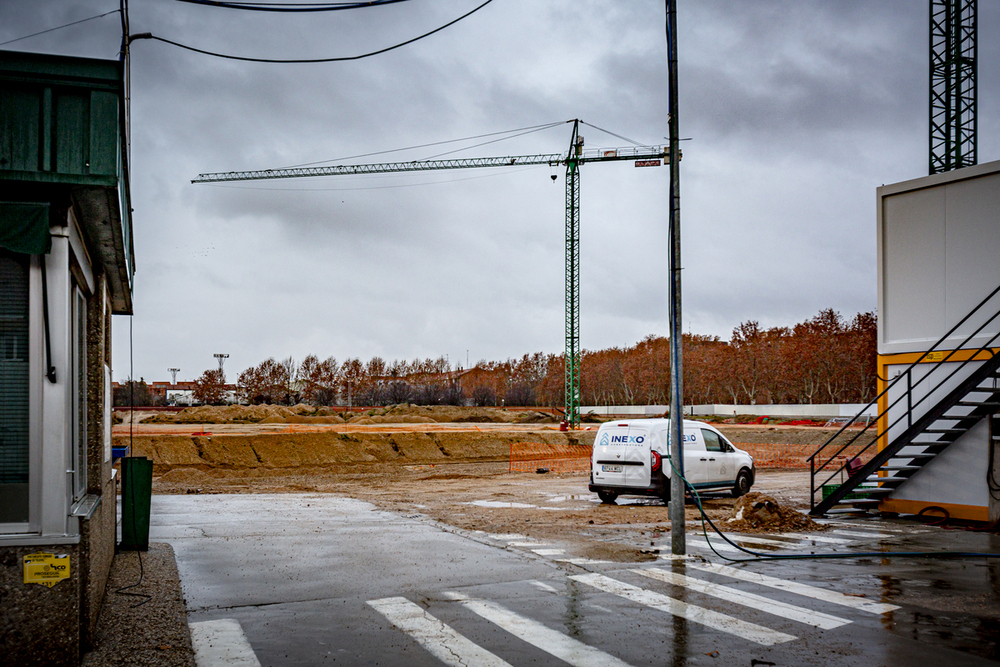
{"left": 0, "top": 51, "right": 134, "bottom": 663}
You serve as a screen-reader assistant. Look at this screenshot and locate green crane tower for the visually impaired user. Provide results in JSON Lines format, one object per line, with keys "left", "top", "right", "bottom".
{"left": 193, "top": 120, "right": 667, "bottom": 426}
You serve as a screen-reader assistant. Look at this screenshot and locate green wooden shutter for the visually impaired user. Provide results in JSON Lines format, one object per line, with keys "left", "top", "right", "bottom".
{"left": 0, "top": 201, "right": 50, "bottom": 255}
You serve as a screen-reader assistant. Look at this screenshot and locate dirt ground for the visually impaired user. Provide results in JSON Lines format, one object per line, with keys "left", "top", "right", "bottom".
{"left": 118, "top": 406, "right": 837, "bottom": 563}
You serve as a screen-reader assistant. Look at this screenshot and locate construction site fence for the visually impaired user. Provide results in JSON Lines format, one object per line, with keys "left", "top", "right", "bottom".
{"left": 509, "top": 442, "right": 875, "bottom": 473}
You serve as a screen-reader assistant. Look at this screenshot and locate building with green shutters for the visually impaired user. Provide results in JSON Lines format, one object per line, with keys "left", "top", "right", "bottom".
{"left": 0, "top": 49, "right": 134, "bottom": 664}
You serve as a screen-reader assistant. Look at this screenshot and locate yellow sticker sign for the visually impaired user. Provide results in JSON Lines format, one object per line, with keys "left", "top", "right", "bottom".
{"left": 925, "top": 351, "right": 946, "bottom": 362}
{"left": 23, "top": 553, "right": 71, "bottom": 588}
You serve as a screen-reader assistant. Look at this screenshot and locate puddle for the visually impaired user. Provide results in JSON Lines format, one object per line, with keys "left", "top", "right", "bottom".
{"left": 468, "top": 500, "right": 537, "bottom": 509}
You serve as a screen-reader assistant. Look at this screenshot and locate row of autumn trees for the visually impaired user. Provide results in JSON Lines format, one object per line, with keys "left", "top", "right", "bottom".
{"left": 185, "top": 308, "right": 876, "bottom": 407}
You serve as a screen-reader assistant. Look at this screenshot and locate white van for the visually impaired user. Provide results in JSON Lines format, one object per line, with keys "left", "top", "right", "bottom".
{"left": 589, "top": 419, "right": 754, "bottom": 504}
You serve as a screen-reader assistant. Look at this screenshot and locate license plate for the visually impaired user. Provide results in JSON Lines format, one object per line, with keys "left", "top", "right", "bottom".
{"left": 602, "top": 464, "right": 623, "bottom": 473}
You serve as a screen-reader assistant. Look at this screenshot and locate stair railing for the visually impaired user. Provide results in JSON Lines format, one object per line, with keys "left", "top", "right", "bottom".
{"left": 808, "top": 282, "right": 1000, "bottom": 510}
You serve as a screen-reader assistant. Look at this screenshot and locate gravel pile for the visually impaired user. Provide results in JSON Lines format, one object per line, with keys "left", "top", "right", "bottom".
{"left": 82, "top": 543, "right": 195, "bottom": 667}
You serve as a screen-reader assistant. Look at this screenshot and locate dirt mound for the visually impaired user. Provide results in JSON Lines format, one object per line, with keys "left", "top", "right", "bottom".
{"left": 143, "top": 404, "right": 348, "bottom": 425}
{"left": 123, "top": 429, "right": 597, "bottom": 479}
{"left": 141, "top": 403, "right": 554, "bottom": 425}
{"left": 723, "top": 492, "right": 826, "bottom": 533}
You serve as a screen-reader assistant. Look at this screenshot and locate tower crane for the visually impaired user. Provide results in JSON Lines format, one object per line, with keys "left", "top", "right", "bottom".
{"left": 193, "top": 120, "right": 669, "bottom": 427}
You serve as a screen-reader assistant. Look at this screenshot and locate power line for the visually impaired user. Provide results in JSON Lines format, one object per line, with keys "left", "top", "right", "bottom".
{"left": 283, "top": 121, "right": 567, "bottom": 169}
{"left": 0, "top": 9, "right": 121, "bottom": 47}
{"left": 130, "top": 0, "right": 495, "bottom": 63}
{"left": 579, "top": 121, "right": 644, "bottom": 147}
{"left": 421, "top": 123, "right": 568, "bottom": 160}
{"left": 173, "top": 0, "right": 409, "bottom": 11}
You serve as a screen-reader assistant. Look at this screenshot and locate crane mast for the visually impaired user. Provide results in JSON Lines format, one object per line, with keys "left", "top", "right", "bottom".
{"left": 193, "top": 120, "right": 668, "bottom": 427}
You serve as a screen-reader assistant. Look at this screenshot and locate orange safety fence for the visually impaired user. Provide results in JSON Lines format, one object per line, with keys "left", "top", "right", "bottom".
{"left": 509, "top": 441, "right": 876, "bottom": 473}
{"left": 734, "top": 443, "right": 875, "bottom": 471}
{"left": 509, "top": 442, "right": 592, "bottom": 473}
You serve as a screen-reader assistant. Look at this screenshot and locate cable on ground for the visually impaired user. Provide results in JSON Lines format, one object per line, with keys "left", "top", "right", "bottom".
{"left": 661, "top": 450, "right": 1000, "bottom": 563}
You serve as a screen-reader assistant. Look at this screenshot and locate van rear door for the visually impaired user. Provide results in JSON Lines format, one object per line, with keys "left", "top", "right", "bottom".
{"left": 592, "top": 423, "right": 651, "bottom": 488}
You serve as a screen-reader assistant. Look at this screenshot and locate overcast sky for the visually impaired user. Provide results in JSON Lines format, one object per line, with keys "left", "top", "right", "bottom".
{"left": 3, "top": 1, "right": 998, "bottom": 383}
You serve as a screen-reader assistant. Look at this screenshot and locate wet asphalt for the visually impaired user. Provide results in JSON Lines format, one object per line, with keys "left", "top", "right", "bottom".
{"left": 150, "top": 494, "right": 1000, "bottom": 666}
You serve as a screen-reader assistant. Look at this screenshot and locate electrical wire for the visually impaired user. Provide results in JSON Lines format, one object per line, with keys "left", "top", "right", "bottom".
{"left": 282, "top": 121, "right": 566, "bottom": 169}
{"left": 115, "top": 313, "right": 151, "bottom": 607}
{"left": 130, "top": 0, "right": 495, "bottom": 63}
{"left": 661, "top": 448, "right": 999, "bottom": 563}
{"left": 0, "top": 9, "right": 121, "bottom": 47}
{"left": 173, "top": 0, "right": 409, "bottom": 11}
{"left": 579, "top": 121, "right": 645, "bottom": 147}
{"left": 420, "top": 122, "right": 570, "bottom": 160}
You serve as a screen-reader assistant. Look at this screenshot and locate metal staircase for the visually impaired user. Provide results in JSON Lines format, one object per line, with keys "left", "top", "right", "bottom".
{"left": 809, "top": 284, "right": 1000, "bottom": 516}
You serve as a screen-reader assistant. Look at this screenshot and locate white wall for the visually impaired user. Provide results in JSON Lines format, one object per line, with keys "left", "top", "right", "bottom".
{"left": 878, "top": 160, "right": 1000, "bottom": 355}
{"left": 888, "top": 418, "right": 989, "bottom": 509}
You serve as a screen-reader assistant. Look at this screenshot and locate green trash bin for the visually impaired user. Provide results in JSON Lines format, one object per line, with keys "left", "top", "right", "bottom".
{"left": 120, "top": 456, "right": 153, "bottom": 551}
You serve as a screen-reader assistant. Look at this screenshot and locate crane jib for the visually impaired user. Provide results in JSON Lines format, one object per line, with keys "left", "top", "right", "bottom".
{"left": 191, "top": 147, "right": 667, "bottom": 183}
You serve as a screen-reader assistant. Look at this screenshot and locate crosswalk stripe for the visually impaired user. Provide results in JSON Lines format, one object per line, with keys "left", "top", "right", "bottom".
{"left": 831, "top": 529, "right": 893, "bottom": 540}
{"left": 818, "top": 521, "right": 915, "bottom": 534}
{"left": 685, "top": 537, "right": 745, "bottom": 554}
{"left": 189, "top": 618, "right": 261, "bottom": 667}
{"left": 442, "top": 591, "right": 635, "bottom": 667}
{"left": 367, "top": 597, "right": 513, "bottom": 667}
{"left": 530, "top": 581, "right": 558, "bottom": 593}
{"left": 775, "top": 532, "right": 851, "bottom": 545}
{"left": 634, "top": 568, "right": 850, "bottom": 630}
{"left": 570, "top": 573, "right": 796, "bottom": 646}
{"left": 720, "top": 533, "right": 800, "bottom": 547}
{"left": 687, "top": 563, "right": 900, "bottom": 614}
{"left": 531, "top": 548, "right": 566, "bottom": 556}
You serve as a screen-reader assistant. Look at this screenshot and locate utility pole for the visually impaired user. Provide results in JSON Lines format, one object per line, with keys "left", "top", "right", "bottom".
{"left": 666, "top": 0, "right": 686, "bottom": 555}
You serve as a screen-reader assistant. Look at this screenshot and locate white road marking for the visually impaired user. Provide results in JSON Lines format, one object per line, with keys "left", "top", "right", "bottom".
{"left": 367, "top": 596, "right": 513, "bottom": 667}
{"left": 488, "top": 533, "right": 528, "bottom": 541}
{"left": 530, "top": 581, "right": 559, "bottom": 593}
{"left": 817, "top": 521, "right": 909, "bottom": 533}
{"left": 720, "top": 533, "right": 799, "bottom": 547}
{"left": 556, "top": 558, "right": 612, "bottom": 565}
{"left": 570, "top": 573, "right": 796, "bottom": 646}
{"left": 775, "top": 533, "right": 851, "bottom": 545}
{"left": 531, "top": 548, "right": 566, "bottom": 556}
{"left": 635, "top": 568, "right": 851, "bottom": 629}
{"left": 189, "top": 618, "right": 261, "bottom": 667}
{"left": 685, "top": 537, "right": 745, "bottom": 554}
{"left": 688, "top": 562, "right": 900, "bottom": 614}
{"left": 442, "top": 591, "right": 635, "bottom": 667}
{"left": 831, "top": 530, "right": 893, "bottom": 540}
{"left": 509, "top": 542, "right": 546, "bottom": 547}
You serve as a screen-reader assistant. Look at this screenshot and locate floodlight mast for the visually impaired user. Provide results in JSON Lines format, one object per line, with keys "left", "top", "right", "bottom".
{"left": 192, "top": 123, "right": 668, "bottom": 427}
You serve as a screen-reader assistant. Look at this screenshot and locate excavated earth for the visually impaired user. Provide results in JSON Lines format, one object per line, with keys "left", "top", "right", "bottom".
{"left": 116, "top": 405, "right": 839, "bottom": 561}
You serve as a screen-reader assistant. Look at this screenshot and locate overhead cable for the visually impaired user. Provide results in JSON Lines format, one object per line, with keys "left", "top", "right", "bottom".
{"left": 580, "top": 121, "right": 644, "bottom": 147}
{"left": 130, "top": 0, "right": 495, "bottom": 63}
{"left": 173, "top": 0, "right": 409, "bottom": 12}
{"left": 0, "top": 9, "right": 120, "bottom": 47}
{"left": 284, "top": 121, "right": 566, "bottom": 169}
{"left": 421, "top": 122, "right": 571, "bottom": 161}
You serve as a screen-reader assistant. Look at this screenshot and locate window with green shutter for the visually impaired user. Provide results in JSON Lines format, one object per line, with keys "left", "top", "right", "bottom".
{"left": 0, "top": 250, "right": 29, "bottom": 523}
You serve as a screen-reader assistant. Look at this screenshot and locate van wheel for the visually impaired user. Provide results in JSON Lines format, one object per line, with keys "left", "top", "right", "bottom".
{"left": 732, "top": 469, "right": 752, "bottom": 498}
{"left": 598, "top": 491, "right": 618, "bottom": 505}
